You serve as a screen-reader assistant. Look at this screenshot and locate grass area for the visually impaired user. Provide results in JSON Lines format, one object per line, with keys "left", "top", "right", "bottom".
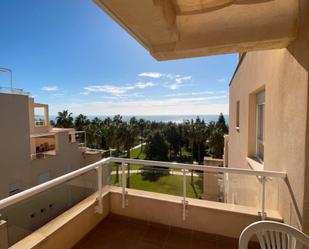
{"left": 111, "top": 172, "right": 203, "bottom": 199}
{"left": 181, "top": 147, "right": 192, "bottom": 157}
{"left": 113, "top": 145, "right": 146, "bottom": 171}
{"left": 130, "top": 146, "right": 146, "bottom": 159}
{"left": 119, "top": 145, "right": 146, "bottom": 159}
{"left": 111, "top": 163, "right": 141, "bottom": 171}
{"left": 110, "top": 145, "right": 203, "bottom": 198}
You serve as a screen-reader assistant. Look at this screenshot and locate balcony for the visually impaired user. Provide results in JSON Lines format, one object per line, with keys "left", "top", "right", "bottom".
{"left": 30, "top": 134, "right": 57, "bottom": 160}
{"left": 68, "top": 131, "right": 87, "bottom": 148}
{"left": 0, "top": 158, "right": 286, "bottom": 249}
{"left": 71, "top": 214, "right": 261, "bottom": 249}
{"left": 30, "top": 151, "right": 56, "bottom": 160}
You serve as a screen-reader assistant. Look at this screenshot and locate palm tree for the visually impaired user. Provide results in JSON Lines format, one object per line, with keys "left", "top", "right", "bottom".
{"left": 217, "top": 113, "right": 228, "bottom": 134}
{"left": 84, "top": 122, "right": 101, "bottom": 148}
{"left": 100, "top": 117, "right": 121, "bottom": 182}
{"left": 144, "top": 131, "right": 169, "bottom": 161}
{"left": 112, "top": 115, "right": 123, "bottom": 153}
{"left": 164, "top": 122, "right": 182, "bottom": 159}
{"left": 184, "top": 117, "right": 207, "bottom": 184}
{"left": 102, "top": 117, "right": 114, "bottom": 150}
{"left": 194, "top": 117, "right": 207, "bottom": 164}
{"left": 184, "top": 119, "right": 198, "bottom": 184}
{"left": 138, "top": 118, "right": 146, "bottom": 153}
{"left": 74, "top": 114, "right": 90, "bottom": 131}
{"left": 55, "top": 110, "right": 74, "bottom": 128}
{"left": 119, "top": 121, "right": 138, "bottom": 188}
{"left": 184, "top": 119, "right": 197, "bottom": 161}
{"left": 206, "top": 115, "right": 228, "bottom": 159}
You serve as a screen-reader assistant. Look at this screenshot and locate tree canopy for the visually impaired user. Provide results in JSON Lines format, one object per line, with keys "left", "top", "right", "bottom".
{"left": 52, "top": 111, "right": 229, "bottom": 162}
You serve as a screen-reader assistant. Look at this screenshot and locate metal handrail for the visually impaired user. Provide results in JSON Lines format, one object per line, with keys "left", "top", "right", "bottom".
{"left": 30, "top": 152, "right": 56, "bottom": 160}
{"left": 110, "top": 157, "right": 287, "bottom": 178}
{"left": 0, "top": 158, "right": 109, "bottom": 210}
{"left": 0, "top": 157, "right": 287, "bottom": 212}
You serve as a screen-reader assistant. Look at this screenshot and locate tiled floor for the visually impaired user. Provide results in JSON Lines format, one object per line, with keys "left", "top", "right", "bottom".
{"left": 72, "top": 214, "right": 259, "bottom": 249}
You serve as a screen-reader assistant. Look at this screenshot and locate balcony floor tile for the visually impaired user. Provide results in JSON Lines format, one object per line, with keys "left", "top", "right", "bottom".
{"left": 72, "top": 214, "right": 259, "bottom": 249}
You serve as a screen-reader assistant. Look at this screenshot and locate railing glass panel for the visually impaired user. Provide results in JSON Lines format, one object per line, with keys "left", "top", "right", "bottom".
{"left": 110, "top": 160, "right": 281, "bottom": 216}
{"left": 0, "top": 157, "right": 285, "bottom": 247}
{"left": 0, "top": 170, "right": 98, "bottom": 246}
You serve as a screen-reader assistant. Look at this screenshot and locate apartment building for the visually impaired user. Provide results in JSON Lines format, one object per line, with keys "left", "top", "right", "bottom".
{"left": 227, "top": 4, "right": 309, "bottom": 232}
{"left": 0, "top": 91, "right": 101, "bottom": 244}
{"left": 0, "top": 1, "right": 308, "bottom": 249}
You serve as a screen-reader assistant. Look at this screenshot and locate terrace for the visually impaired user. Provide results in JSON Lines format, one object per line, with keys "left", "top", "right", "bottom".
{"left": 69, "top": 131, "right": 87, "bottom": 148}
{"left": 0, "top": 1, "right": 304, "bottom": 248}
{"left": 0, "top": 157, "right": 286, "bottom": 249}
{"left": 0, "top": 87, "right": 29, "bottom": 96}
{"left": 71, "top": 214, "right": 260, "bottom": 249}
{"left": 30, "top": 134, "right": 57, "bottom": 160}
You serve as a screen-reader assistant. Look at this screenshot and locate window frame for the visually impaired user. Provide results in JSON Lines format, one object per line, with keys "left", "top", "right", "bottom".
{"left": 255, "top": 90, "right": 265, "bottom": 163}
{"left": 236, "top": 100, "right": 240, "bottom": 131}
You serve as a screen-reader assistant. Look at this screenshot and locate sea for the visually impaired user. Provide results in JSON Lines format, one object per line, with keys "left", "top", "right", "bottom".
{"left": 49, "top": 114, "right": 229, "bottom": 124}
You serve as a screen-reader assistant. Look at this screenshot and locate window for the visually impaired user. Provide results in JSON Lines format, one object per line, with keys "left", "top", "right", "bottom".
{"left": 34, "top": 107, "right": 46, "bottom": 126}
{"left": 236, "top": 101, "right": 240, "bottom": 130}
{"left": 256, "top": 90, "right": 265, "bottom": 162}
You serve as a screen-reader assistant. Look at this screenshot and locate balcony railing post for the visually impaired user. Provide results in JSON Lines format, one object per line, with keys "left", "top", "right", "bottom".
{"left": 95, "top": 165, "right": 103, "bottom": 214}
{"left": 182, "top": 169, "right": 188, "bottom": 221}
{"left": 84, "top": 131, "right": 87, "bottom": 148}
{"left": 258, "top": 176, "right": 267, "bottom": 219}
{"left": 0, "top": 219, "right": 8, "bottom": 249}
{"left": 121, "top": 163, "right": 128, "bottom": 208}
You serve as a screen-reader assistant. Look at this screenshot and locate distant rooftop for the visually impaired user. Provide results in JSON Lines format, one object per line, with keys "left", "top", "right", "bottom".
{"left": 0, "top": 86, "right": 29, "bottom": 96}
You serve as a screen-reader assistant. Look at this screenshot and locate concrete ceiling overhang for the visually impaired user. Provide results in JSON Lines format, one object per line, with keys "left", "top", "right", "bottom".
{"left": 95, "top": 0, "right": 298, "bottom": 61}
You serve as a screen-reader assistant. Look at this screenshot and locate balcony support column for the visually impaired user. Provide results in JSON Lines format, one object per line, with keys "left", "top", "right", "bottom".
{"left": 0, "top": 220, "right": 8, "bottom": 249}
{"left": 121, "top": 163, "right": 128, "bottom": 208}
{"left": 258, "top": 176, "right": 267, "bottom": 220}
{"left": 95, "top": 165, "right": 103, "bottom": 214}
{"left": 182, "top": 169, "right": 188, "bottom": 221}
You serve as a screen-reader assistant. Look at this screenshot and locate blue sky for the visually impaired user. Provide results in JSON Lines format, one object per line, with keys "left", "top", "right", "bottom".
{"left": 0, "top": 0, "right": 237, "bottom": 115}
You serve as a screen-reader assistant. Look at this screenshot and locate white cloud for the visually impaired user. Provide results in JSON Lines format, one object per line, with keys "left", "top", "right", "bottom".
{"left": 49, "top": 95, "right": 228, "bottom": 116}
{"left": 217, "top": 78, "right": 227, "bottom": 83}
{"left": 51, "top": 93, "right": 64, "bottom": 97}
{"left": 134, "top": 82, "right": 155, "bottom": 89}
{"left": 83, "top": 82, "right": 155, "bottom": 96}
{"left": 137, "top": 72, "right": 193, "bottom": 90}
{"left": 101, "top": 92, "right": 144, "bottom": 99}
{"left": 41, "top": 86, "right": 59, "bottom": 91}
{"left": 165, "top": 83, "right": 180, "bottom": 90}
{"left": 80, "top": 91, "right": 91, "bottom": 95}
{"left": 166, "top": 74, "right": 181, "bottom": 79}
{"left": 165, "top": 91, "right": 216, "bottom": 97}
{"left": 176, "top": 76, "right": 192, "bottom": 84}
{"left": 138, "top": 72, "right": 163, "bottom": 78}
{"left": 84, "top": 85, "right": 131, "bottom": 96}
{"left": 164, "top": 75, "right": 192, "bottom": 90}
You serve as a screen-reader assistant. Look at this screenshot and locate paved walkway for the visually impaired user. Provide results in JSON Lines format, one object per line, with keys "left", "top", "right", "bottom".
{"left": 110, "top": 169, "right": 200, "bottom": 177}
{"left": 129, "top": 143, "right": 146, "bottom": 151}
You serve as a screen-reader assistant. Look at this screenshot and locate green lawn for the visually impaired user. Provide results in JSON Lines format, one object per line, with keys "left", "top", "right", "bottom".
{"left": 181, "top": 147, "right": 192, "bottom": 157}
{"left": 130, "top": 146, "right": 146, "bottom": 159}
{"left": 119, "top": 145, "right": 146, "bottom": 159}
{"left": 111, "top": 163, "right": 142, "bottom": 171}
{"left": 110, "top": 145, "right": 203, "bottom": 199}
{"left": 112, "top": 145, "right": 146, "bottom": 171}
{"left": 111, "top": 172, "right": 203, "bottom": 199}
